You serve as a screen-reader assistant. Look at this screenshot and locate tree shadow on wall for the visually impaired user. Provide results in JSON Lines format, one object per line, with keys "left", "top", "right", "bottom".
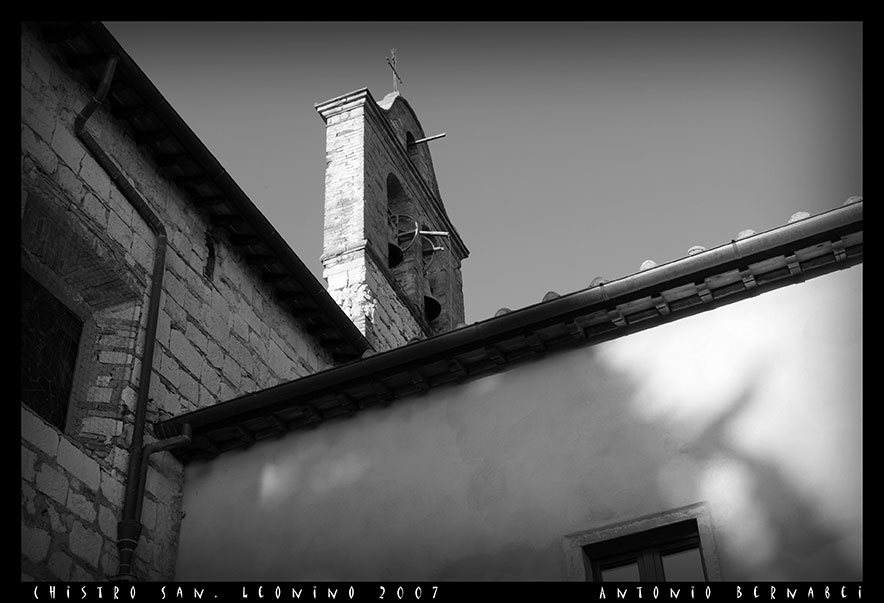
{"left": 680, "top": 366, "right": 861, "bottom": 581}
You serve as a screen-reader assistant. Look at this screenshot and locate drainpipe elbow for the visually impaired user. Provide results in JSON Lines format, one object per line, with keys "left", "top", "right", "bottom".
{"left": 74, "top": 55, "right": 119, "bottom": 133}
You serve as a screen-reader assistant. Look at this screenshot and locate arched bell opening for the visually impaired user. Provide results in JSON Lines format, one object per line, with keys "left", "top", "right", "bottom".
{"left": 386, "top": 174, "right": 412, "bottom": 269}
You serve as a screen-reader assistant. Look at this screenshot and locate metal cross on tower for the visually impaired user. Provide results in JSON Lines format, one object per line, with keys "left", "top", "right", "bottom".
{"left": 386, "top": 48, "right": 403, "bottom": 93}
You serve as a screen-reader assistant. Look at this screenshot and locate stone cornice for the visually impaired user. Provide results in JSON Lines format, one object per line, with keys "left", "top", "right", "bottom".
{"left": 315, "top": 88, "right": 373, "bottom": 123}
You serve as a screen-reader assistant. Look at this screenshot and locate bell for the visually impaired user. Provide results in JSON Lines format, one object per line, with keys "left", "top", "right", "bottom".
{"left": 424, "top": 294, "right": 442, "bottom": 322}
{"left": 388, "top": 241, "right": 404, "bottom": 269}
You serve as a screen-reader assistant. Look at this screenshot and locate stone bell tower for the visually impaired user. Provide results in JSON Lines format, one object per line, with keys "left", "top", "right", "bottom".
{"left": 316, "top": 88, "right": 469, "bottom": 352}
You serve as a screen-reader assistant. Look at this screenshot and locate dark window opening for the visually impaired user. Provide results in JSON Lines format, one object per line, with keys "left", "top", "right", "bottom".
{"left": 21, "top": 270, "right": 83, "bottom": 431}
{"left": 584, "top": 519, "right": 707, "bottom": 582}
{"left": 204, "top": 234, "right": 216, "bottom": 280}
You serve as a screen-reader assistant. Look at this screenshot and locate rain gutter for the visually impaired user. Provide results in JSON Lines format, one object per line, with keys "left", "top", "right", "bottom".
{"left": 155, "top": 200, "right": 862, "bottom": 440}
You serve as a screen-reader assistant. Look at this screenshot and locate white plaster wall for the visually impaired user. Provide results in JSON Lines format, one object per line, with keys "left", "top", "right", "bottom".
{"left": 176, "top": 264, "right": 862, "bottom": 581}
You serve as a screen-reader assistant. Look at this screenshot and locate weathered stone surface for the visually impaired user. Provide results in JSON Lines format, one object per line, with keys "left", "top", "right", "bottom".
{"left": 22, "top": 482, "right": 37, "bottom": 514}
{"left": 145, "top": 466, "right": 176, "bottom": 503}
{"left": 80, "top": 192, "right": 108, "bottom": 228}
{"left": 22, "top": 522, "right": 51, "bottom": 563}
{"left": 170, "top": 328, "right": 202, "bottom": 372}
{"left": 107, "top": 209, "right": 133, "bottom": 252}
{"left": 77, "top": 152, "right": 113, "bottom": 201}
{"left": 57, "top": 437, "right": 101, "bottom": 490}
{"left": 178, "top": 370, "right": 200, "bottom": 406}
{"left": 141, "top": 496, "right": 157, "bottom": 531}
{"left": 199, "top": 358, "right": 222, "bottom": 397}
{"left": 25, "top": 41, "right": 53, "bottom": 85}
{"left": 109, "top": 445, "right": 129, "bottom": 474}
{"left": 120, "top": 386, "right": 138, "bottom": 414}
{"left": 197, "top": 383, "right": 215, "bottom": 408}
{"left": 230, "top": 310, "right": 249, "bottom": 342}
{"left": 21, "top": 407, "right": 59, "bottom": 457}
{"left": 99, "top": 350, "right": 131, "bottom": 365}
{"left": 36, "top": 464, "right": 69, "bottom": 506}
{"left": 70, "top": 521, "right": 103, "bottom": 567}
{"left": 48, "top": 551, "right": 73, "bottom": 580}
{"left": 20, "top": 86, "right": 56, "bottom": 143}
{"left": 186, "top": 321, "right": 208, "bottom": 353}
{"left": 71, "top": 564, "right": 94, "bottom": 581}
{"left": 22, "top": 445, "right": 37, "bottom": 482}
{"left": 101, "top": 545, "right": 119, "bottom": 577}
{"left": 47, "top": 504, "right": 66, "bottom": 533}
{"left": 86, "top": 385, "right": 114, "bottom": 404}
{"left": 226, "top": 335, "right": 255, "bottom": 377}
{"left": 100, "top": 473, "right": 125, "bottom": 507}
{"left": 98, "top": 505, "right": 117, "bottom": 538}
{"left": 205, "top": 339, "right": 225, "bottom": 370}
{"left": 22, "top": 125, "right": 58, "bottom": 175}
{"left": 67, "top": 489, "right": 97, "bottom": 522}
{"left": 50, "top": 123, "right": 85, "bottom": 173}
{"left": 131, "top": 232, "right": 153, "bottom": 270}
{"left": 159, "top": 349, "right": 182, "bottom": 390}
{"left": 81, "top": 417, "right": 122, "bottom": 441}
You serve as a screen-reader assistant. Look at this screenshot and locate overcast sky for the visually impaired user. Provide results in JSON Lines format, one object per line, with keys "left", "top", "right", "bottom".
{"left": 103, "top": 21, "right": 863, "bottom": 324}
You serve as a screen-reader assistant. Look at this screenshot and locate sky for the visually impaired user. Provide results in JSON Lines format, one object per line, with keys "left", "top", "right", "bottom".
{"left": 103, "top": 21, "right": 863, "bottom": 325}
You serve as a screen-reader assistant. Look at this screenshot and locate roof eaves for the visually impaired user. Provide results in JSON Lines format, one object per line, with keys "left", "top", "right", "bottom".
{"left": 36, "top": 21, "right": 371, "bottom": 360}
{"left": 154, "top": 200, "right": 862, "bottom": 461}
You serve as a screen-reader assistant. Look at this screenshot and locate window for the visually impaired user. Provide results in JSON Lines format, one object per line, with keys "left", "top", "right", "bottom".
{"left": 20, "top": 269, "right": 83, "bottom": 431}
{"left": 204, "top": 233, "right": 216, "bottom": 280}
{"left": 585, "top": 519, "right": 707, "bottom": 581}
{"left": 562, "top": 502, "right": 722, "bottom": 581}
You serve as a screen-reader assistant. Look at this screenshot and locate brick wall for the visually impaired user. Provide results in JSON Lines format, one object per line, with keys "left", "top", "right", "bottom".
{"left": 21, "top": 22, "right": 333, "bottom": 580}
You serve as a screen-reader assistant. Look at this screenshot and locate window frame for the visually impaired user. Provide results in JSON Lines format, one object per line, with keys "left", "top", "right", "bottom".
{"left": 562, "top": 502, "right": 723, "bottom": 581}
{"left": 21, "top": 268, "right": 85, "bottom": 431}
{"left": 588, "top": 518, "right": 707, "bottom": 581}
{"left": 20, "top": 258, "right": 98, "bottom": 438}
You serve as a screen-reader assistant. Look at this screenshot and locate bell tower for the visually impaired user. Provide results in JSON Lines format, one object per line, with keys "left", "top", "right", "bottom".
{"left": 316, "top": 88, "right": 469, "bottom": 352}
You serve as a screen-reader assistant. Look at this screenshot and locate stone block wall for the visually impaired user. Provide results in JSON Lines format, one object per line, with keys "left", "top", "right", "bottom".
{"left": 21, "top": 22, "right": 333, "bottom": 580}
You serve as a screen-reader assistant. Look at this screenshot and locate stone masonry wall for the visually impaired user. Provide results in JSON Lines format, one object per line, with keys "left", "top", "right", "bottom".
{"left": 374, "top": 93, "right": 467, "bottom": 332}
{"left": 323, "top": 247, "right": 425, "bottom": 351}
{"left": 21, "top": 22, "right": 333, "bottom": 581}
{"left": 319, "top": 89, "right": 471, "bottom": 349}
{"left": 362, "top": 96, "right": 467, "bottom": 333}
{"left": 320, "top": 97, "right": 425, "bottom": 351}
{"left": 378, "top": 92, "right": 442, "bottom": 206}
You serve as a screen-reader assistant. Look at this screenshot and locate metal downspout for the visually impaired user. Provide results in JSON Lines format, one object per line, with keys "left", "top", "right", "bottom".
{"left": 74, "top": 55, "right": 184, "bottom": 581}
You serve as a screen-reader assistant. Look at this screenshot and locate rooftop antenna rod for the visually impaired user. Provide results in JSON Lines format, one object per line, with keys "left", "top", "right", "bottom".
{"left": 386, "top": 48, "right": 403, "bottom": 93}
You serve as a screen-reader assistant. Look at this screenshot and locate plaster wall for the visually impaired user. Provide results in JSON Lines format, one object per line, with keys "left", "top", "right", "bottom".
{"left": 176, "top": 264, "right": 862, "bottom": 581}
{"left": 21, "top": 22, "right": 333, "bottom": 581}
